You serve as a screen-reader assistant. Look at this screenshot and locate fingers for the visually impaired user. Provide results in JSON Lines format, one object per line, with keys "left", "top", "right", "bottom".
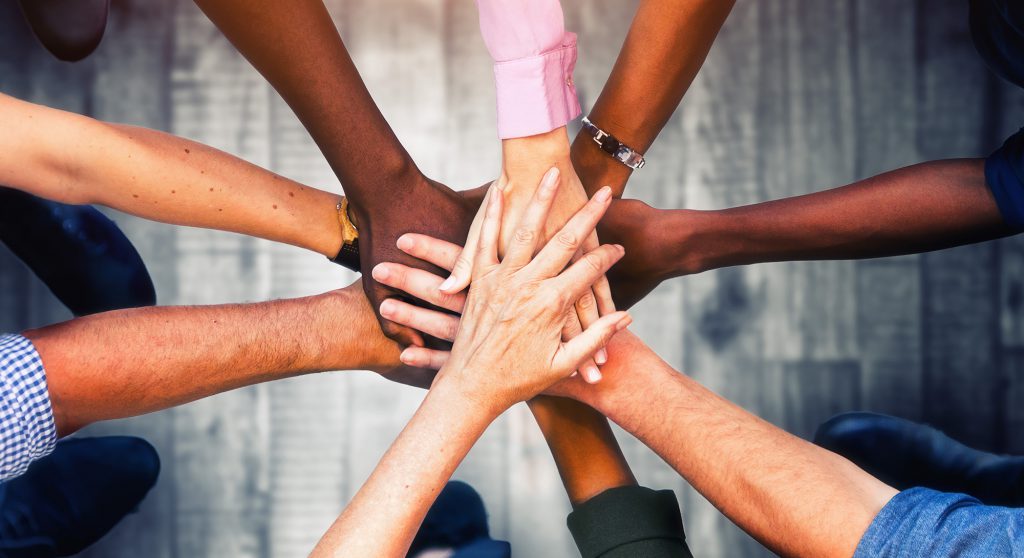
{"left": 396, "top": 233, "right": 462, "bottom": 273}
{"left": 438, "top": 186, "right": 492, "bottom": 293}
{"left": 372, "top": 263, "right": 466, "bottom": 313}
{"left": 474, "top": 184, "right": 503, "bottom": 274}
{"left": 562, "top": 311, "right": 603, "bottom": 383}
{"left": 379, "top": 298, "right": 460, "bottom": 343}
{"left": 574, "top": 287, "right": 604, "bottom": 364}
{"left": 549, "top": 244, "right": 625, "bottom": 305}
{"left": 399, "top": 346, "right": 450, "bottom": 370}
{"left": 527, "top": 186, "right": 612, "bottom": 279}
{"left": 378, "top": 314, "right": 425, "bottom": 348}
{"left": 503, "top": 167, "right": 561, "bottom": 270}
{"left": 555, "top": 312, "right": 633, "bottom": 377}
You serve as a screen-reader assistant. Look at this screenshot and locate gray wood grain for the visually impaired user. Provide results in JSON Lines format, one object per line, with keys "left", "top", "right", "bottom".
{"left": 0, "top": 1, "right": 1015, "bottom": 557}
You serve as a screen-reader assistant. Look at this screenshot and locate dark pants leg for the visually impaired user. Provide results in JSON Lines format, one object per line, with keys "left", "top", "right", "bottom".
{"left": 0, "top": 187, "right": 156, "bottom": 317}
{"left": 814, "top": 412, "right": 1024, "bottom": 507}
{"left": 0, "top": 437, "right": 160, "bottom": 557}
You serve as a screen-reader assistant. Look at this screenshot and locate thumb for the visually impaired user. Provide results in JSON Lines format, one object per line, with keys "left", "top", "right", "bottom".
{"left": 554, "top": 312, "right": 631, "bottom": 376}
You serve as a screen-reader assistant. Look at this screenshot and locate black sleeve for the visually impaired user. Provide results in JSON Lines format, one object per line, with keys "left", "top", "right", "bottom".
{"left": 566, "top": 486, "right": 694, "bottom": 558}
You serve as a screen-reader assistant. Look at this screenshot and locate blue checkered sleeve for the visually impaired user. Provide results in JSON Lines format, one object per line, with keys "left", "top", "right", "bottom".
{"left": 0, "top": 334, "right": 57, "bottom": 482}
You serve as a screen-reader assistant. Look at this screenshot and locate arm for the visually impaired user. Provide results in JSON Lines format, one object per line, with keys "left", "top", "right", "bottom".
{"left": 565, "top": 331, "right": 897, "bottom": 558}
{"left": 313, "top": 169, "right": 629, "bottom": 557}
{"left": 571, "top": 0, "right": 736, "bottom": 197}
{"left": 24, "top": 280, "right": 402, "bottom": 436}
{"left": 664, "top": 159, "right": 1015, "bottom": 276}
{"left": 193, "top": 0, "right": 477, "bottom": 343}
{"left": 0, "top": 93, "right": 343, "bottom": 258}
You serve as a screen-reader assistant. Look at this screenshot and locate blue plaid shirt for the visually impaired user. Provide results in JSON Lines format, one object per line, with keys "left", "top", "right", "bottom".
{"left": 0, "top": 334, "right": 56, "bottom": 481}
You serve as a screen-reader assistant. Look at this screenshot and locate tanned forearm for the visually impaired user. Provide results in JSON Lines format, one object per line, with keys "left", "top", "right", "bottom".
{"left": 0, "top": 93, "right": 343, "bottom": 258}
{"left": 571, "top": 0, "right": 735, "bottom": 196}
{"left": 675, "top": 159, "right": 1014, "bottom": 275}
{"left": 25, "top": 282, "right": 397, "bottom": 436}
{"left": 528, "top": 396, "right": 636, "bottom": 506}
{"left": 572, "top": 332, "right": 896, "bottom": 558}
{"left": 500, "top": 131, "right": 638, "bottom": 507}
{"left": 193, "top": 0, "right": 420, "bottom": 208}
{"left": 312, "top": 378, "right": 495, "bottom": 557}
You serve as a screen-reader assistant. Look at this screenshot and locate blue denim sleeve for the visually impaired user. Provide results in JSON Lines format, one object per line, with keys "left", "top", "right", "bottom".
{"left": 986, "top": 127, "right": 1024, "bottom": 230}
{"left": 854, "top": 487, "right": 1024, "bottom": 558}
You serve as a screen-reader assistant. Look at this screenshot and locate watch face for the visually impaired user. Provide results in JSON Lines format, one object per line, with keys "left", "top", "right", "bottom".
{"left": 599, "top": 135, "right": 620, "bottom": 155}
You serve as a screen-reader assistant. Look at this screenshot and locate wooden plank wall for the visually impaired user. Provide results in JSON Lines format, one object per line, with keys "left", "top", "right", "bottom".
{"left": 0, "top": 1, "right": 1022, "bottom": 557}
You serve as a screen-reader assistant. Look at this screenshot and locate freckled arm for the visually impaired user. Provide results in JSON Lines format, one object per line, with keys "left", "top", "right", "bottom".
{"left": 0, "top": 93, "right": 343, "bottom": 258}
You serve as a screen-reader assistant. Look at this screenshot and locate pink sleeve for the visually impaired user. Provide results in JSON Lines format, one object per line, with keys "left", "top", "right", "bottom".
{"left": 475, "top": 0, "right": 582, "bottom": 139}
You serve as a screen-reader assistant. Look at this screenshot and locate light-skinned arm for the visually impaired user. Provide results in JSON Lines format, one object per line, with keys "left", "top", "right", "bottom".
{"left": 312, "top": 170, "right": 630, "bottom": 557}
{"left": 369, "top": 236, "right": 900, "bottom": 558}
{"left": 563, "top": 331, "right": 897, "bottom": 558}
{"left": 25, "top": 280, "right": 410, "bottom": 436}
{"left": 0, "top": 93, "right": 343, "bottom": 258}
{"left": 192, "top": 0, "right": 479, "bottom": 345}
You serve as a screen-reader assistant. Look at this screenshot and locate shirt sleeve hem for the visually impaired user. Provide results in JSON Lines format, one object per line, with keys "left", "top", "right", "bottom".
{"left": 492, "top": 33, "right": 582, "bottom": 139}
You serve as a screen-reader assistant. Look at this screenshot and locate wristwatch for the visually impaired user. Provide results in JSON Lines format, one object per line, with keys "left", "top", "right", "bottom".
{"left": 329, "top": 196, "right": 361, "bottom": 271}
{"left": 580, "top": 116, "right": 646, "bottom": 169}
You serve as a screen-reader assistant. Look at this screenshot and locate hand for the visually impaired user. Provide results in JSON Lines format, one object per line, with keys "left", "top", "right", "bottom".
{"left": 375, "top": 169, "right": 631, "bottom": 410}
{"left": 334, "top": 279, "right": 439, "bottom": 389}
{"left": 440, "top": 165, "right": 614, "bottom": 382}
{"left": 347, "top": 175, "right": 476, "bottom": 347}
{"left": 437, "top": 171, "right": 629, "bottom": 410}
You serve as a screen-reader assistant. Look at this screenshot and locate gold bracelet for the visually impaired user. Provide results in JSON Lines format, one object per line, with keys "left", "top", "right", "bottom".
{"left": 336, "top": 196, "right": 359, "bottom": 244}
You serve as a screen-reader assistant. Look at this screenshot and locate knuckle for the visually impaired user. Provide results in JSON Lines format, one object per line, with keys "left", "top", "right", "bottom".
{"left": 576, "top": 291, "right": 596, "bottom": 310}
{"left": 583, "top": 253, "right": 604, "bottom": 272}
{"left": 513, "top": 227, "right": 535, "bottom": 245}
{"left": 454, "top": 255, "right": 472, "bottom": 272}
{"left": 555, "top": 231, "right": 579, "bottom": 250}
{"left": 443, "top": 320, "right": 459, "bottom": 341}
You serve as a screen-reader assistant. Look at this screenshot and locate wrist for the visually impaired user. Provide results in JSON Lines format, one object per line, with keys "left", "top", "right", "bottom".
{"left": 500, "top": 127, "right": 572, "bottom": 186}
{"left": 652, "top": 208, "right": 740, "bottom": 277}
{"left": 343, "top": 156, "right": 423, "bottom": 215}
{"left": 570, "top": 136, "right": 632, "bottom": 197}
{"left": 431, "top": 371, "right": 507, "bottom": 423}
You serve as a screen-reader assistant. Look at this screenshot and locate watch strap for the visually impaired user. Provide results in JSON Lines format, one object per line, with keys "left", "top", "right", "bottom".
{"left": 581, "top": 116, "right": 646, "bottom": 170}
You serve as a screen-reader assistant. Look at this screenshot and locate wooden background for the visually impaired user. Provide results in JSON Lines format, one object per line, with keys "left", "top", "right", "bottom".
{"left": 1, "top": 1, "right": 1023, "bottom": 556}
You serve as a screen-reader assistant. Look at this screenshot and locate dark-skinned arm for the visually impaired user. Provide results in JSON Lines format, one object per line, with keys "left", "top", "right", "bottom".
{"left": 572, "top": 0, "right": 736, "bottom": 197}
{"left": 193, "top": 0, "right": 475, "bottom": 346}
{"left": 661, "top": 159, "right": 1016, "bottom": 275}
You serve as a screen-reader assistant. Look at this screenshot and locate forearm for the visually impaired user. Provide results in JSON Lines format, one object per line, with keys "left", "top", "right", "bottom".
{"left": 581, "top": 332, "right": 895, "bottom": 558}
{"left": 528, "top": 396, "right": 636, "bottom": 506}
{"left": 194, "top": 0, "right": 418, "bottom": 207}
{"left": 25, "top": 281, "right": 397, "bottom": 435}
{"left": 312, "top": 379, "right": 495, "bottom": 557}
{"left": 571, "top": 0, "right": 734, "bottom": 196}
{"left": 679, "top": 159, "right": 1014, "bottom": 275}
{"left": 501, "top": 127, "right": 573, "bottom": 190}
{"left": 0, "top": 94, "right": 343, "bottom": 257}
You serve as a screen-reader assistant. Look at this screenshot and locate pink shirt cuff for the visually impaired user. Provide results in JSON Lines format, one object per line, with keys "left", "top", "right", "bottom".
{"left": 493, "top": 32, "right": 582, "bottom": 139}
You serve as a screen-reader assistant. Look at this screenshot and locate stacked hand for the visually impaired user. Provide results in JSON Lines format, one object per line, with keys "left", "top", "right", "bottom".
{"left": 386, "top": 168, "right": 630, "bottom": 408}
{"left": 372, "top": 169, "right": 633, "bottom": 399}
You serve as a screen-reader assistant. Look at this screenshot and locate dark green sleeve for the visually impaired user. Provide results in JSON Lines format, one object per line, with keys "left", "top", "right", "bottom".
{"left": 566, "top": 486, "right": 694, "bottom": 558}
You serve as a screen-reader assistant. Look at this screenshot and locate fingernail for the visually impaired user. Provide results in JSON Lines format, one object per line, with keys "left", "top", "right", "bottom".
{"left": 396, "top": 235, "right": 414, "bottom": 251}
{"left": 595, "top": 348, "right": 608, "bottom": 365}
{"left": 439, "top": 275, "right": 457, "bottom": 292}
{"left": 379, "top": 299, "right": 396, "bottom": 317}
{"left": 595, "top": 186, "right": 612, "bottom": 203}
{"left": 616, "top": 315, "right": 632, "bottom": 331}
{"left": 371, "top": 264, "right": 390, "bottom": 281}
{"left": 584, "top": 365, "right": 603, "bottom": 384}
{"left": 543, "top": 167, "right": 560, "bottom": 188}
{"left": 399, "top": 349, "right": 414, "bottom": 365}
